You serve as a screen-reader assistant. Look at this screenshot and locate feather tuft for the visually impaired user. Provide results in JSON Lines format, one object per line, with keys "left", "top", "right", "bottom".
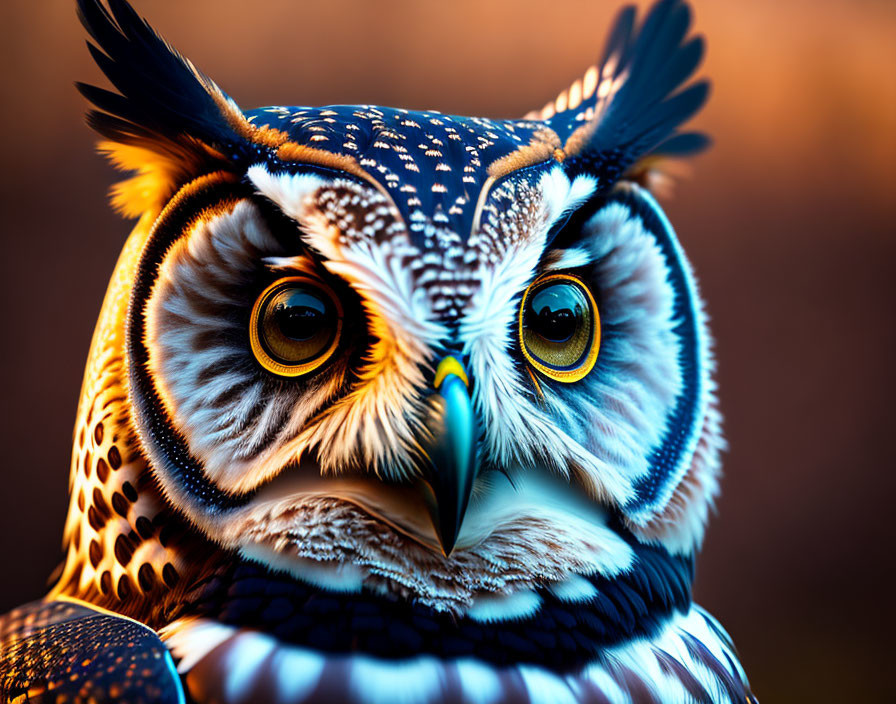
{"left": 76, "top": 0, "right": 251, "bottom": 217}
{"left": 530, "top": 0, "right": 711, "bottom": 191}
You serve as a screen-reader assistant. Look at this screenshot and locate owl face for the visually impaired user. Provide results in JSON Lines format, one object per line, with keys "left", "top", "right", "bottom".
{"left": 70, "top": 0, "right": 721, "bottom": 611}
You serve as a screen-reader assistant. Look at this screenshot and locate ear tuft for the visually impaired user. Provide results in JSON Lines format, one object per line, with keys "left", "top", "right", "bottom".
{"left": 76, "top": 0, "right": 254, "bottom": 217}
{"left": 529, "top": 0, "right": 711, "bottom": 191}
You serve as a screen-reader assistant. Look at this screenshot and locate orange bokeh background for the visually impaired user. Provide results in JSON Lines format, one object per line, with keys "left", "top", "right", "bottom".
{"left": 1, "top": 1, "right": 894, "bottom": 700}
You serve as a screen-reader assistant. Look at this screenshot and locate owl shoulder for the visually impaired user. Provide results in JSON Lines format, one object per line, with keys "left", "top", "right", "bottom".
{"left": 0, "top": 597, "right": 184, "bottom": 703}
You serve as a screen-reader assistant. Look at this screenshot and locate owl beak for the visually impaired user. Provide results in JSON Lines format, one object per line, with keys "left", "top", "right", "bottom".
{"left": 417, "top": 356, "right": 478, "bottom": 557}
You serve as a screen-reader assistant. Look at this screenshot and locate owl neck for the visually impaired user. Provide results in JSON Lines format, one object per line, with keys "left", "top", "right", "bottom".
{"left": 48, "top": 213, "right": 218, "bottom": 623}
{"left": 49, "top": 379, "right": 221, "bottom": 624}
{"left": 161, "top": 600, "right": 754, "bottom": 704}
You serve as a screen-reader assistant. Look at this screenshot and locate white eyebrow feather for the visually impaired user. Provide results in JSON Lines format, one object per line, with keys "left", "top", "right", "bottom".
{"left": 543, "top": 246, "right": 595, "bottom": 271}
{"left": 262, "top": 255, "right": 320, "bottom": 275}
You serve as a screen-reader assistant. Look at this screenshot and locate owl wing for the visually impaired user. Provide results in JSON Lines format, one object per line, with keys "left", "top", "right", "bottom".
{"left": 0, "top": 598, "right": 184, "bottom": 703}
{"left": 527, "top": 0, "right": 710, "bottom": 186}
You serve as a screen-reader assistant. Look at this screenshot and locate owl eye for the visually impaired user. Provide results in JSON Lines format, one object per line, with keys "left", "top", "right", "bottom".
{"left": 249, "top": 277, "right": 343, "bottom": 377}
{"left": 519, "top": 274, "right": 600, "bottom": 383}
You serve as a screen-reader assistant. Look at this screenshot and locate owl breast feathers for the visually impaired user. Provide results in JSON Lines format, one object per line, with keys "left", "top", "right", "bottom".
{"left": 0, "top": 1, "right": 757, "bottom": 703}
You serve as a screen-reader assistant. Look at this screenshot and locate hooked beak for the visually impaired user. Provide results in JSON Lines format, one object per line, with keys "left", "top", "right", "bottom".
{"left": 416, "top": 356, "right": 478, "bottom": 556}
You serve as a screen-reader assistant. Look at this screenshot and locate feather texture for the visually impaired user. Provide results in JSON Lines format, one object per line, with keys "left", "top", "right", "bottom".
{"left": 530, "top": 0, "right": 711, "bottom": 187}
{"left": 76, "top": 0, "right": 246, "bottom": 157}
{"left": 1, "top": 3, "right": 756, "bottom": 703}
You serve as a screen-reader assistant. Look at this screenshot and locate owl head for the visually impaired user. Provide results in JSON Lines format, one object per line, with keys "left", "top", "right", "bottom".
{"left": 58, "top": 0, "right": 721, "bottom": 620}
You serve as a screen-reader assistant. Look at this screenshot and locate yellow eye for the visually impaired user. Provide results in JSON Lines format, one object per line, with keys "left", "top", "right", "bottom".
{"left": 249, "top": 277, "right": 343, "bottom": 377}
{"left": 519, "top": 274, "right": 600, "bottom": 383}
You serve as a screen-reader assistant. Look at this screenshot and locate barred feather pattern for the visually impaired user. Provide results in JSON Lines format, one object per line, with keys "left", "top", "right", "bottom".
{"left": 162, "top": 606, "right": 754, "bottom": 704}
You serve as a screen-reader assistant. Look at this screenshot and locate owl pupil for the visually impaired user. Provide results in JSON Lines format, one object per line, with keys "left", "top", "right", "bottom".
{"left": 533, "top": 306, "right": 576, "bottom": 342}
{"left": 273, "top": 292, "right": 328, "bottom": 341}
{"left": 528, "top": 284, "right": 583, "bottom": 343}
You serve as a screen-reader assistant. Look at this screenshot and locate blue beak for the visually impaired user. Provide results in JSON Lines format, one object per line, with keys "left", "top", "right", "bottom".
{"left": 417, "top": 356, "right": 478, "bottom": 556}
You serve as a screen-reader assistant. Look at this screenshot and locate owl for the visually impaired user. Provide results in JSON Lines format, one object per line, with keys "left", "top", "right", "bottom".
{"left": 0, "top": 0, "right": 755, "bottom": 702}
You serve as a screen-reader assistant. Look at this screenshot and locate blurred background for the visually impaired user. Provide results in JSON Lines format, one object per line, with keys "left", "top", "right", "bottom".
{"left": 1, "top": 0, "right": 893, "bottom": 700}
